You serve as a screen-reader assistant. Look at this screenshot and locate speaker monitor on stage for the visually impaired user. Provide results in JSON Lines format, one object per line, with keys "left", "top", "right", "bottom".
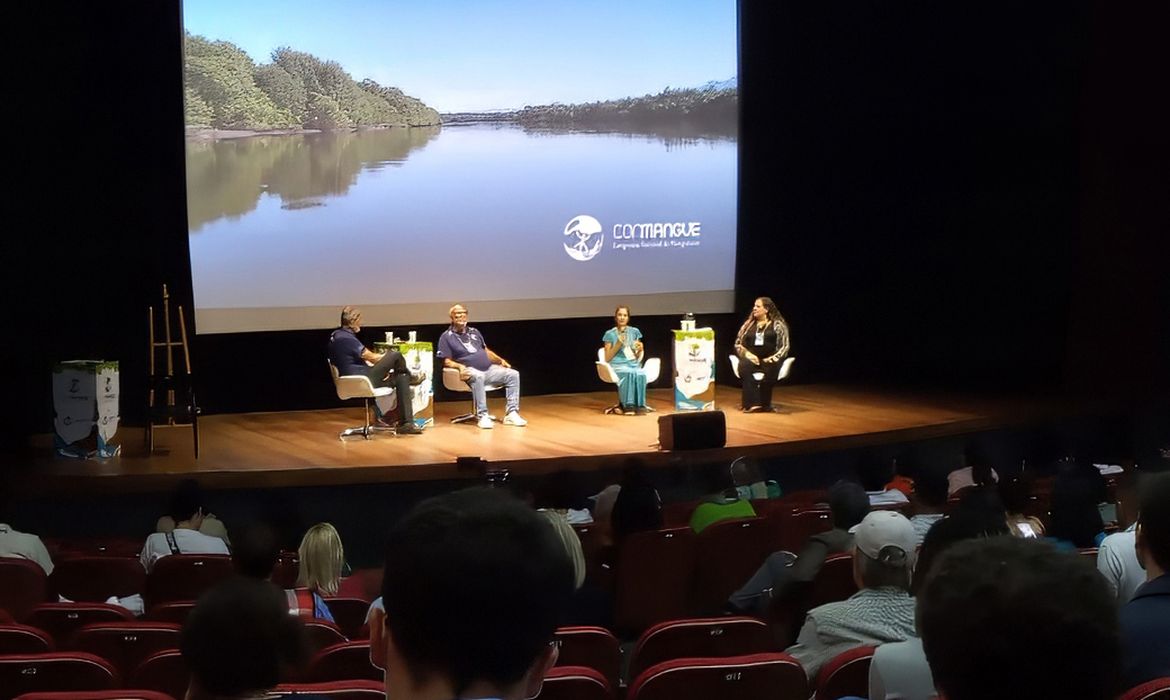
{"left": 658, "top": 411, "right": 726, "bottom": 450}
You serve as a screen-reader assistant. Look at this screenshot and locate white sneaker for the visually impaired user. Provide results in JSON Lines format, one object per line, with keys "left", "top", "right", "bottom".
{"left": 503, "top": 411, "right": 528, "bottom": 427}
{"left": 477, "top": 414, "right": 494, "bottom": 430}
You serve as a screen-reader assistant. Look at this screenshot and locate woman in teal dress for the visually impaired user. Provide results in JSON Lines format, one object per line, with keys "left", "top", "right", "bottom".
{"left": 602, "top": 306, "right": 648, "bottom": 415}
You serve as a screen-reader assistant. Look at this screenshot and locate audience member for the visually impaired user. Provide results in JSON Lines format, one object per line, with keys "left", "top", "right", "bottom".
{"left": 232, "top": 521, "right": 281, "bottom": 580}
{"left": 1118, "top": 473, "right": 1170, "bottom": 687}
{"left": 883, "top": 455, "right": 917, "bottom": 498}
{"left": 289, "top": 522, "right": 344, "bottom": 622}
{"left": 540, "top": 508, "right": 611, "bottom": 628}
{"left": 999, "top": 475, "right": 1046, "bottom": 538}
{"left": 155, "top": 478, "right": 231, "bottom": 545}
{"left": 1047, "top": 473, "right": 1106, "bottom": 550}
{"left": 907, "top": 465, "right": 948, "bottom": 544}
{"left": 919, "top": 537, "right": 1120, "bottom": 700}
{"left": 1097, "top": 469, "right": 1148, "bottom": 604}
{"left": 181, "top": 577, "right": 308, "bottom": 700}
{"left": 729, "top": 480, "right": 869, "bottom": 615}
{"left": 785, "top": 511, "right": 918, "bottom": 678}
{"left": 370, "top": 487, "right": 574, "bottom": 700}
{"left": 0, "top": 512, "right": 54, "bottom": 575}
{"left": 689, "top": 463, "right": 757, "bottom": 533}
{"left": 857, "top": 454, "right": 910, "bottom": 507}
{"left": 534, "top": 469, "right": 594, "bottom": 524}
{"left": 610, "top": 464, "right": 663, "bottom": 542}
{"left": 730, "top": 456, "right": 780, "bottom": 500}
{"left": 871, "top": 513, "right": 1010, "bottom": 700}
{"left": 946, "top": 444, "right": 999, "bottom": 497}
{"left": 140, "top": 479, "right": 230, "bottom": 572}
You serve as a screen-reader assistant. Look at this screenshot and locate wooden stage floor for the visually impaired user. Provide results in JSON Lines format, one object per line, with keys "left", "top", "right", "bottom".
{"left": 15, "top": 384, "right": 1076, "bottom": 496}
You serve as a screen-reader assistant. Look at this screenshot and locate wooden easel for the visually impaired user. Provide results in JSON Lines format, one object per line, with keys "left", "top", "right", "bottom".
{"left": 147, "top": 284, "right": 200, "bottom": 457}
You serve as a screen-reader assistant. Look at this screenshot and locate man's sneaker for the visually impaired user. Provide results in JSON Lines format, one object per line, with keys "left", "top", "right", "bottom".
{"left": 477, "top": 414, "right": 494, "bottom": 430}
{"left": 396, "top": 423, "right": 423, "bottom": 435}
{"left": 503, "top": 411, "right": 528, "bottom": 427}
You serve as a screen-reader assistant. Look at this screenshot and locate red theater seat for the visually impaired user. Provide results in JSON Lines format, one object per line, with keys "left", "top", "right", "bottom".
{"left": 69, "top": 621, "right": 182, "bottom": 680}
{"left": 142, "top": 601, "right": 195, "bottom": 625}
{"left": 12, "top": 692, "right": 176, "bottom": 700}
{"left": 693, "top": 517, "right": 774, "bottom": 613}
{"left": 540, "top": 665, "right": 613, "bottom": 700}
{"left": 0, "top": 624, "right": 54, "bottom": 654}
{"left": 324, "top": 597, "right": 374, "bottom": 640}
{"left": 304, "top": 619, "right": 349, "bottom": 654}
{"left": 1118, "top": 677, "right": 1170, "bottom": 700}
{"left": 144, "top": 555, "right": 233, "bottom": 608}
{"left": 813, "top": 645, "right": 875, "bottom": 700}
{"left": 307, "top": 641, "right": 384, "bottom": 683}
{"left": 553, "top": 626, "right": 621, "bottom": 689}
{"left": 26, "top": 603, "right": 135, "bottom": 648}
{"left": 49, "top": 557, "right": 145, "bottom": 603}
{"left": 627, "top": 653, "right": 808, "bottom": 700}
{"left": 128, "top": 650, "right": 188, "bottom": 700}
{"left": 613, "top": 528, "right": 697, "bottom": 636}
{"left": 273, "top": 680, "right": 386, "bottom": 698}
{"left": 628, "top": 616, "right": 775, "bottom": 681}
{"left": 0, "top": 557, "right": 50, "bottom": 622}
{"left": 0, "top": 652, "right": 120, "bottom": 698}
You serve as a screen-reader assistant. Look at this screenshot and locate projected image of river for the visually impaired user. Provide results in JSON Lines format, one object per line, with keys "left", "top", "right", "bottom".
{"left": 186, "top": 124, "right": 736, "bottom": 312}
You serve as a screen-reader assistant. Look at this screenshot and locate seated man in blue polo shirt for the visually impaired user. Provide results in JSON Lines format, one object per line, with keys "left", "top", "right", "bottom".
{"left": 327, "top": 306, "right": 423, "bottom": 435}
{"left": 437, "top": 303, "right": 527, "bottom": 429}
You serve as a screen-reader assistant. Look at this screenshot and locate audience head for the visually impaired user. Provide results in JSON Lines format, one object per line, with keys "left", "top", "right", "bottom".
{"left": 1048, "top": 474, "right": 1105, "bottom": 548}
{"left": 997, "top": 475, "right": 1033, "bottom": 516}
{"left": 912, "top": 465, "right": 950, "bottom": 509}
{"left": 918, "top": 537, "right": 1120, "bottom": 700}
{"left": 539, "top": 509, "right": 586, "bottom": 589}
{"left": 956, "top": 485, "right": 1007, "bottom": 521}
{"left": 730, "top": 456, "right": 764, "bottom": 488}
{"left": 1136, "top": 472, "right": 1170, "bottom": 578}
{"left": 852, "top": 511, "right": 917, "bottom": 591}
{"left": 169, "top": 478, "right": 206, "bottom": 525}
{"left": 182, "top": 577, "right": 307, "bottom": 700}
{"left": 340, "top": 305, "right": 362, "bottom": 330}
{"left": 534, "top": 469, "right": 589, "bottom": 512}
{"left": 611, "top": 463, "right": 663, "bottom": 540}
{"left": 827, "top": 480, "right": 870, "bottom": 530}
{"left": 855, "top": 453, "right": 894, "bottom": 492}
{"left": 911, "top": 510, "right": 1009, "bottom": 594}
{"left": 296, "top": 522, "right": 344, "bottom": 596}
{"left": 233, "top": 521, "right": 281, "bottom": 580}
{"left": 1114, "top": 468, "right": 1149, "bottom": 529}
{"left": 373, "top": 487, "right": 574, "bottom": 700}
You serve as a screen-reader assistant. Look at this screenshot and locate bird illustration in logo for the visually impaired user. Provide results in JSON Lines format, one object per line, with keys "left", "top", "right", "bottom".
{"left": 563, "top": 215, "right": 604, "bottom": 261}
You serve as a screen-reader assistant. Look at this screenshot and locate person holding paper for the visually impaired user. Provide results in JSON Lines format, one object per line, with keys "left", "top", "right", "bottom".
{"left": 602, "top": 305, "right": 649, "bottom": 415}
{"left": 733, "top": 296, "right": 790, "bottom": 412}
{"left": 327, "top": 306, "right": 423, "bottom": 434}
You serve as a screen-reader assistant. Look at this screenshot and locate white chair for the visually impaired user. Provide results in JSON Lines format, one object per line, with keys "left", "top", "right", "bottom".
{"left": 442, "top": 367, "right": 504, "bottom": 424}
{"left": 329, "top": 361, "right": 395, "bottom": 439}
{"left": 595, "top": 348, "right": 661, "bottom": 415}
{"left": 729, "top": 354, "right": 795, "bottom": 381}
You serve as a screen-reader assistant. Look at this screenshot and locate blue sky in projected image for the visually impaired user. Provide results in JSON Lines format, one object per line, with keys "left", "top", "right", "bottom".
{"left": 182, "top": 0, "right": 737, "bottom": 112}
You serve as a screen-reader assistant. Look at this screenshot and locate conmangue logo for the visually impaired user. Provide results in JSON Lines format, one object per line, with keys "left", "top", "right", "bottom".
{"left": 563, "top": 215, "right": 604, "bottom": 262}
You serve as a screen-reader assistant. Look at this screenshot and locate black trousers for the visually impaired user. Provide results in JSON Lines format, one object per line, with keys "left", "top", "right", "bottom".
{"left": 741, "top": 360, "right": 781, "bottom": 409}
{"left": 364, "top": 351, "right": 415, "bottom": 423}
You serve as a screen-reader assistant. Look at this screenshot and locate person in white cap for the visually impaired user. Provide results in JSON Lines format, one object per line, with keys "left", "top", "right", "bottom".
{"left": 785, "top": 510, "right": 919, "bottom": 678}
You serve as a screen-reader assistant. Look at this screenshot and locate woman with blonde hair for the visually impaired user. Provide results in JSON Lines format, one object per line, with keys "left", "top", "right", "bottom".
{"left": 288, "top": 522, "right": 344, "bottom": 622}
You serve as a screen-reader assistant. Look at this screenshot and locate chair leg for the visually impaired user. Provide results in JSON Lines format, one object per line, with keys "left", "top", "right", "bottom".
{"left": 340, "top": 398, "right": 394, "bottom": 439}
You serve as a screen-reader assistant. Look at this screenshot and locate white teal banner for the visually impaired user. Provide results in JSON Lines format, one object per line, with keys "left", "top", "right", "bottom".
{"left": 673, "top": 328, "right": 716, "bottom": 411}
{"left": 52, "top": 360, "right": 120, "bottom": 459}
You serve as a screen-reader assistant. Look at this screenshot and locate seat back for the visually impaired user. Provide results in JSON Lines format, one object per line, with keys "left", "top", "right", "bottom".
{"left": 540, "top": 665, "right": 613, "bottom": 700}
{"left": 613, "top": 528, "right": 698, "bottom": 637}
{"left": 322, "top": 598, "right": 373, "bottom": 640}
{"left": 304, "top": 619, "right": 349, "bottom": 655}
{"left": 26, "top": 603, "right": 135, "bottom": 648}
{"left": 595, "top": 348, "right": 619, "bottom": 384}
{"left": 330, "top": 361, "right": 383, "bottom": 401}
{"left": 728, "top": 354, "right": 741, "bottom": 379}
{"left": 0, "top": 624, "right": 54, "bottom": 654}
{"left": 68, "top": 621, "right": 182, "bottom": 680}
{"left": 627, "top": 652, "right": 808, "bottom": 700}
{"left": 629, "top": 617, "right": 775, "bottom": 681}
{"left": 51, "top": 537, "right": 143, "bottom": 559}
{"left": 777, "top": 356, "right": 795, "bottom": 380}
{"left": 144, "top": 555, "right": 234, "bottom": 608}
{"left": 813, "top": 645, "right": 875, "bottom": 700}
{"left": 273, "top": 680, "right": 387, "bottom": 698}
{"left": 1118, "top": 677, "right": 1170, "bottom": 700}
{"left": 0, "top": 652, "right": 120, "bottom": 698}
{"left": 0, "top": 557, "right": 49, "bottom": 622}
{"left": 129, "top": 649, "right": 188, "bottom": 700}
{"left": 806, "top": 553, "right": 858, "bottom": 609}
{"left": 49, "top": 557, "right": 146, "bottom": 602}
{"left": 553, "top": 626, "right": 621, "bottom": 689}
{"left": 271, "top": 550, "right": 300, "bottom": 589}
{"left": 11, "top": 692, "right": 176, "bottom": 700}
{"left": 143, "top": 601, "right": 195, "bottom": 626}
{"left": 307, "top": 641, "right": 383, "bottom": 683}
{"left": 776, "top": 508, "right": 833, "bottom": 554}
{"left": 693, "top": 517, "right": 774, "bottom": 614}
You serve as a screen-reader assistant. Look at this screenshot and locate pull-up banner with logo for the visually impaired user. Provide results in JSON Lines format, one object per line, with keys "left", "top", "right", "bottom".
{"left": 52, "top": 360, "right": 120, "bottom": 459}
{"left": 672, "top": 328, "right": 716, "bottom": 411}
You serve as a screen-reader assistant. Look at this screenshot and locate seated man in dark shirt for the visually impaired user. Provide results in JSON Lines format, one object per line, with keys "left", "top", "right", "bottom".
{"left": 327, "top": 305, "right": 423, "bottom": 435}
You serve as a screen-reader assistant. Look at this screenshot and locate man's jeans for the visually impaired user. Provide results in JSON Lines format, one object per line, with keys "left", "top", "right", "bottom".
{"left": 465, "top": 365, "right": 520, "bottom": 417}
